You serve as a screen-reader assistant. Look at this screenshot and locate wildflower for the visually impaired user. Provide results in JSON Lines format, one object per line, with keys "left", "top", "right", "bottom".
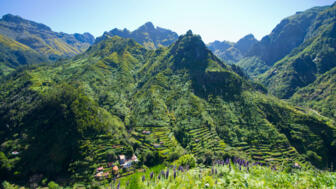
{"left": 150, "top": 172, "right": 154, "bottom": 179}
{"left": 117, "top": 181, "right": 120, "bottom": 189}
{"left": 174, "top": 170, "right": 177, "bottom": 179}
{"left": 215, "top": 168, "right": 217, "bottom": 175}
{"left": 142, "top": 175, "right": 145, "bottom": 182}
{"left": 211, "top": 167, "right": 214, "bottom": 175}
{"left": 166, "top": 169, "right": 169, "bottom": 178}
{"left": 158, "top": 174, "right": 161, "bottom": 180}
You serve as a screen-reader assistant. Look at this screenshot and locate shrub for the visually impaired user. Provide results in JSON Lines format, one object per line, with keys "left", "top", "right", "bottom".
{"left": 174, "top": 154, "right": 196, "bottom": 168}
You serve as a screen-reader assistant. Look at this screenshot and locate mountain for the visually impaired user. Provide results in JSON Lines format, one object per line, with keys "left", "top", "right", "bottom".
{"left": 207, "top": 34, "right": 257, "bottom": 64}
{"left": 260, "top": 3, "right": 336, "bottom": 98}
{"left": 247, "top": 6, "right": 328, "bottom": 67}
{"left": 0, "top": 14, "right": 95, "bottom": 60}
{"left": 234, "top": 34, "right": 258, "bottom": 55}
{"left": 291, "top": 67, "right": 336, "bottom": 120}
{"left": 1, "top": 31, "right": 335, "bottom": 185}
{"left": 95, "top": 22, "right": 178, "bottom": 49}
{"left": 0, "top": 34, "right": 48, "bottom": 76}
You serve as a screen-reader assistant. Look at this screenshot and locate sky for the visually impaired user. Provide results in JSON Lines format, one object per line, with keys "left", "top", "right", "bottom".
{"left": 0, "top": 0, "right": 335, "bottom": 43}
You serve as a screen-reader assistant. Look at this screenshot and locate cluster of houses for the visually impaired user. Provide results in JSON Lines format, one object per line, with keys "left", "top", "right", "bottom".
{"left": 142, "top": 130, "right": 151, "bottom": 135}
{"left": 95, "top": 154, "right": 139, "bottom": 180}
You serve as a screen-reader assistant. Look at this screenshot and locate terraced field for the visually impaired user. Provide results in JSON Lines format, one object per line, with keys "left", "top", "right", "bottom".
{"left": 186, "top": 127, "right": 227, "bottom": 155}
{"left": 132, "top": 126, "right": 182, "bottom": 158}
{"left": 231, "top": 139, "right": 304, "bottom": 166}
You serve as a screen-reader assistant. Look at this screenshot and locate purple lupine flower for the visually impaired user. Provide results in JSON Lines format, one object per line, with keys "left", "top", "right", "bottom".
{"left": 142, "top": 175, "right": 145, "bottom": 182}
{"left": 211, "top": 167, "right": 214, "bottom": 175}
{"left": 166, "top": 169, "right": 169, "bottom": 178}
{"left": 247, "top": 166, "right": 250, "bottom": 172}
{"left": 150, "top": 172, "right": 154, "bottom": 179}
{"left": 117, "top": 181, "right": 120, "bottom": 189}
{"left": 239, "top": 165, "right": 241, "bottom": 170}
{"left": 158, "top": 174, "right": 161, "bottom": 180}
{"left": 215, "top": 168, "right": 217, "bottom": 175}
{"left": 174, "top": 170, "right": 176, "bottom": 179}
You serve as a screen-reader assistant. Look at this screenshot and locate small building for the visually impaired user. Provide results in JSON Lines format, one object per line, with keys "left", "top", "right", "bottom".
{"left": 131, "top": 154, "right": 138, "bottom": 162}
{"left": 122, "top": 161, "right": 133, "bottom": 168}
{"left": 294, "top": 162, "right": 301, "bottom": 168}
{"left": 95, "top": 172, "right": 104, "bottom": 180}
{"left": 119, "top": 154, "right": 126, "bottom": 164}
{"left": 97, "top": 166, "right": 104, "bottom": 172}
{"left": 112, "top": 165, "right": 119, "bottom": 175}
{"left": 142, "top": 130, "right": 151, "bottom": 135}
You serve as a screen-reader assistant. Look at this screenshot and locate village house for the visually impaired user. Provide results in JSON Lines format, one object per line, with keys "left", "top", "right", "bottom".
{"left": 96, "top": 166, "right": 104, "bottom": 172}
{"left": 119, "top": 154, "right": 126, "bottom": 164}
{"left": 121, "top": 154, "right": 139, "bottom": 168}
{"left": 142, "top": 130, "right": 151, "bottom": 135}
{"left": 112, "top": 165, "right": 119, "bottom": 175}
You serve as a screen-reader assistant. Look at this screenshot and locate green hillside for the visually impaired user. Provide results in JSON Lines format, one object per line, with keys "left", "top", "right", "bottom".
{"left": 260, "top": 3, "right": 336, "bottom": 98}
{"left": 1, "top": 31, "right": 335, "bottom": 186}
{"left": 0, "top": 14, "right": 95, "bottom": 60}
{"left": 291, "top": 67, "right": 336, "bottom": 120}
{"left": 0, "top": 34, "right": 48, "bottom": 76}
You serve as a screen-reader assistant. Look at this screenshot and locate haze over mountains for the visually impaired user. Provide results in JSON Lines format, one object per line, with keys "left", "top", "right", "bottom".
{"left": 0, "top": 2, "right": 336, "bottom": 187}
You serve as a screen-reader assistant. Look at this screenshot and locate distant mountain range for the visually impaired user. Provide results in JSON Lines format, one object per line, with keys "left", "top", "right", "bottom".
{"left": 207, "top": 34, "right": 258, "bottom": 64}
{"left": 95, "top": 21, "right": 178, "bottom": 49}
{"left": 0, "top": 14, "right": 95, "bottom": 59}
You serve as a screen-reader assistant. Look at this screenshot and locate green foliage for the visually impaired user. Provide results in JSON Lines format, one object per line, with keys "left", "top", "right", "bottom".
{"left": 114, "top": 163, "right": 336, "bottom": 189}
{"left": 0, "top": 34, "right": 48, "bottom": 75}
{"left": 291, "top": 67, "right": 336, "bottom": 120}
{"left": 1, "top": 28, "right": 335, "bottom": 187}
{"left": 0, "top": 14, "right": 94, "bottom": 60}
{"left": 173, "top": 154, "right": 196, "bottom": 168}
{"left": 47, "top": 181, "right": 61, "bottom": 189}
{"left": 260, "top": 4, "right": 336, "bottom": 99}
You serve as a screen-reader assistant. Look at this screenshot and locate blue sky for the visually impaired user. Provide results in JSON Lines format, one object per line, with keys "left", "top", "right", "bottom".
{"left": 0, "top": 0, "right": 334, "bottom": 43}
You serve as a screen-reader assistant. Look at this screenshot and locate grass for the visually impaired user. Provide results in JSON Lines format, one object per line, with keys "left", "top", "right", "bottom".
{"left": 105, "top": 161, "right": 336, "bottom": 189}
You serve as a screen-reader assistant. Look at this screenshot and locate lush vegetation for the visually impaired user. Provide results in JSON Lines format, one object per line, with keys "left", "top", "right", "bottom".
{"left": 3, "top": 159, "right": 336, "bottom": 188}
{"left": 1, "top": 29, "right": 335, "bottom": 187}
{"left": 260, "top": 3, "right": 336, "bottom": 98}
{"left": 0, "top": 34, "right": 48, "bottom": 76}
{"left": 0, "top": 14, "right": 95, "bottom": 60}
{"left": 291, "top": 67, "right": 336, "bottom": 120}
{"left": 1, "top": 6, "right": 336, "bottom": 187}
